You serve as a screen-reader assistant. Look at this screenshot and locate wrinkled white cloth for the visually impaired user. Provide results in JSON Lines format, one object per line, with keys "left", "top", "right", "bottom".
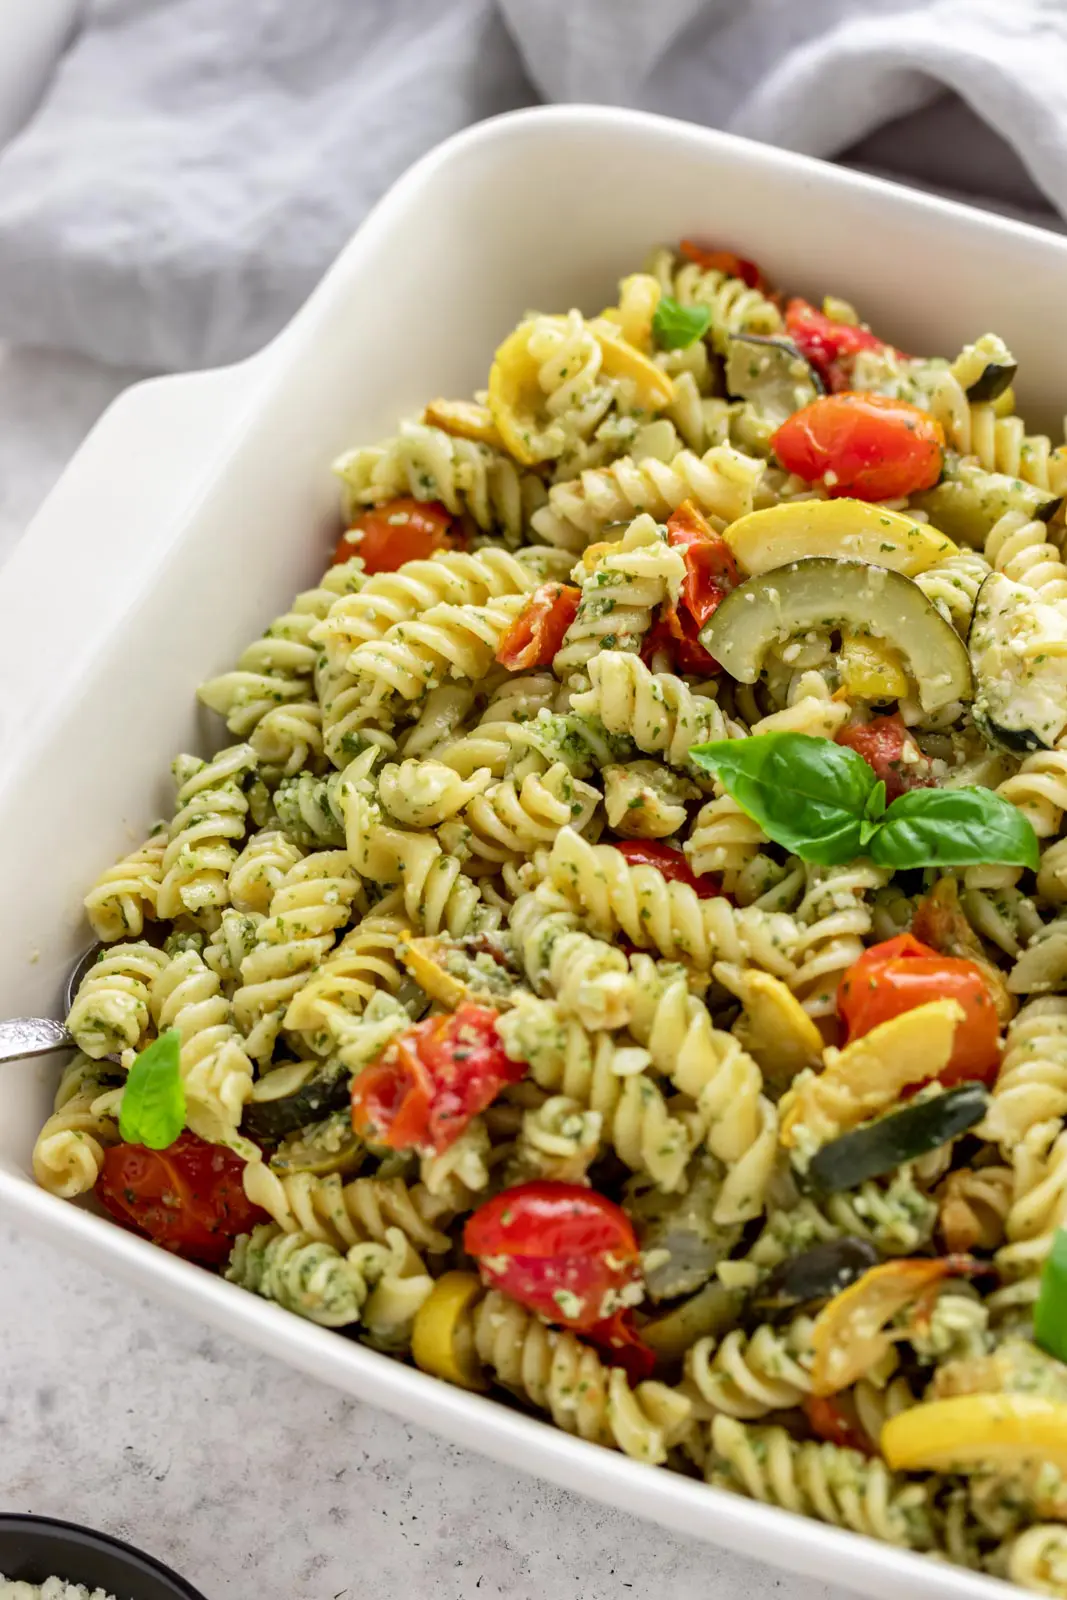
{"left": 0, "top": 0, "right": 1064, "bottom": 370}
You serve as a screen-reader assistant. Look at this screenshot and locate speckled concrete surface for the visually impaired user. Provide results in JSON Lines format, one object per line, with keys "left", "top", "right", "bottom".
{"left": 0, "top": 347, "right": 844, "bottom": 1600}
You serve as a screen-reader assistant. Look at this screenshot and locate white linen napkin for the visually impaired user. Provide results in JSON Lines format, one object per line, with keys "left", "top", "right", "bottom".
{"left": 0, "top": 0, "right": 1063, "bottom": 371}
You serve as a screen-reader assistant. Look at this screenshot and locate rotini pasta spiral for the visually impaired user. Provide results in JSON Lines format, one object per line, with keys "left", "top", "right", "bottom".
{"left": 469, "top": 1288, "right": 692, "bottom": 1464}
{"left": 512, "top": 1094, "right": 603, "bottom": 1184}
{"left": 708, "top": 1416, "right": 934, "bottom": 1550}
{"left": 530, "top": 441, "right": 763, "bottom": 551}
{"left": 625, "top": 955, "right": 777, "bottom": 1222}
{"left": 984, "top": 509, "right": 1067, "bottom": 602}
{"left": 345, "top": 594, "right": 527, "bottom": 725}
{"left": 552, "top": 515, "right": 686, "bottom": 686}
{"left": 747, "top": 1170, "right": 938, "bottom": 1266}
{"left": 157, "top": 744, "right": 257, "bottom": 923}
{"left": 147, "top": 947, "right": 257, "bottom": 1142}
{"left": 232, "top": 850, "right": 364, "bottom": 1061}
{"left": 995, "top": 749, "right": 1067, "bottom": 840}
{"left": 685, "top": 1318, "right": 815, "bottom": 1419}
{"left": 427, "top": 674, "right": 562, "bottom": 779}
{"left": 995, "top": 1120, "right": 1067, "bottom": 1308}
{"left": 684, "top": 793, "right": 766, "bottom": 878}
{"left": 914, "top": 549, "right": 990, "bottom": 633}
{"left": 648, "top": 248, "right": 784, "bottom": 351}
{"left": 227, "top": 1222, "right": 421, "bottom": 1331}
{"left": 281, "top": 907, "right": 409, "bottom": 1039}
{"left": 83, "top": 829, "right": 166, "bottom": 942}
{"left": 31, "top": 1054, "right": 121, "bottom": 1198}
{"left": 312, "top": 545, "right": 564, "bottom": 673}
{"left": 545, "top": 825, "right": 799, "bottom": 977}
{"left": 228, "top": 828, "right": 304, "bottom": 915}
{"left": 570, "top": 650, "right": 741, "bottom": 776}
{"left": 508, "top": 884, "right": 634, "bottom": 1030}
{"left": 1006, "top": 1525, "right": 1067, "bottom": 1595}
{"left": 242, "top": 1166, "right": 451, "bottom": 1255}
{"left": 936, "top": 1164, "right": 1013, "bottom": 1253}
{"left": 981, "top": 999, "right": 1067, "bottom": 1153}
{"left": 378, "top": 758, "right": 491, "bottom": 828}
{"left": 455, "top": 762, "right": 600, "bottom": 868}
{"left": 65, "top": 941, "right": 171, "bottom": 1060}
{"left": 498, "top": 997, "right": 695, "bottom": 1191}
{"left": 789, "top": 861, "right": 890, "bottom": 1018}
{"left": 335, "top": 419, "right": 542, "bottom": 544}
{"left": 505, "top": 705, "right": 633, "bottom": 781}
{"left": 603, "top": 760, "right": 698, "bottom": 839}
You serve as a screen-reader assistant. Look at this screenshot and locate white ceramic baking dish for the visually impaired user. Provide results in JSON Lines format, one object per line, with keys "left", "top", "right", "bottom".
{"left": 3, "top": 105, "right": 1065, "bottom": 1599}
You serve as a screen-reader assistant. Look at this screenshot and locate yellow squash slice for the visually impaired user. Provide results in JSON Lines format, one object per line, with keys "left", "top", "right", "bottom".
{"left": 588, "top": 317, "right": 676, "bottom": 409}
{"left": 714, "top": 963, "right": 822, "bottom": 1089}
{"left": 412, "top": 1271, "right": 487, "bottom": 1390}
{"left": 882, "top": 1394, "right": 1067, "bottom": 1473}
{"left": 423, "top": 397, "right": 505, "bottom": 450}
{"left": 723, "top": 499, "right": 957, "bottom": 578}
{"left": 779, "top": 999, "right": 965, "bottom": 1150}
{"left": 812, "top": 1259, "right": 957, "bottom": 1396}
{"left": 837, "top": 632, "right": 910, "bottom": 701}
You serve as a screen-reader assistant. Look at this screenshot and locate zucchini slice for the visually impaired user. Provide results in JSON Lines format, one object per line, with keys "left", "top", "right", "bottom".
{"left": 952, "top": 333, "right": 1018, "bottom": 404}
{"left": 625, "top": 1153, "right": 743, "bottom": 1302}
{"left": 241, "top": 1061, "right": 351, "bottom": 1143}
{"left": 743, "top": 1238, "right": 878, "bottom": 1327}
{"left": 702, "top": 558, "right": 973, "bottom": 713}
{"left": 808, "top": 1083, "right": 989, "bottom": 1194}
{"left": 724, "top": 335, "right": 823, "bottom": 425}
{"left": 722, "top": 499, "right": 957, "bottom": 578}
{"left": 914, "top": 461, "right": 1062, "bottom": 545}
{"left": 969, "top": 571, "right": 1067, "bottom": 752}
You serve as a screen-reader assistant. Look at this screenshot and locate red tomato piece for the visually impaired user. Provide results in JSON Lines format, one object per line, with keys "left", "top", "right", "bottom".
{"left": 612, "top": 840, "right": 724, "bottom": 901}
{"left": 835, "top": 713, "right": 934, "bottom": 804}
{"left": 803, "top": 1395, "right": 873, "bottom": 1455}
{"left": 665, "top": 500, "right": 740, "bottom": 628}
{"left": 585, "top": 1308, "right": 657, "bottom": 1384}
{"left": 330, "top": 497, "right": 460, "bottom": 574}
{"left": 642, "top": 604, "right": 720, "bottom": 675}
{"left": 96, "top": 1132, "right": 267, "bottom": 1265}
{"left": 771, "top": 392, "right": 944, "bottom": 502}
{"left": 464, "top": 1181, "right": 642, "bottom": 1331}
{"left": 837, "top": 934, "right": 1001, "bottom": 1088}
{"left": 680, "top": 239, "right": 768, "bottom": 292}
{"left": 351, "top": 1004, "right": 524, "bottom": 1155}
{"left": 496, "top": 583, "right": 581, "bottom": 670}
{"left": 784, "top": 298, "right": 898, "bottom": 392}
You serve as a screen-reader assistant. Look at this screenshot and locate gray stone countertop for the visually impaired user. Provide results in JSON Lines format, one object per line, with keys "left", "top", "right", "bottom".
{"left": 0, "top": 343, "right": 840, "bottom": 1600}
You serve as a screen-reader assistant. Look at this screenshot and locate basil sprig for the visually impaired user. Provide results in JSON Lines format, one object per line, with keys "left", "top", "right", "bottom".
{"left": 689, "top": 732, "right": 1039, "bottom": 870}
{"left": 652, "top": 295, "right": 711, "bottom": 351}
{"left": 1035, "top": 1227, "right": 1067, "bottom": 1364}
{"left": 118, "top": 1028, "right": 185, "bottom": 1149}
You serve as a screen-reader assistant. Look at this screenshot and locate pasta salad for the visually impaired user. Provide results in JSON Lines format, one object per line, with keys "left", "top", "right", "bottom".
{"left": 41, "top": 239, "right": 1067, "bottom": 1595}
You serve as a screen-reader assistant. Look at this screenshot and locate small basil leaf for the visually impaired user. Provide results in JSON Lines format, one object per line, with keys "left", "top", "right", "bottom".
{"left": 870, "top": 786, "right": 1040, "bottom": 871}
{"left": 1035, "top": 1227, "right": 1067, "bottom": 1364}
{"left": 652, "top": 295, "right": 712, "bottom": 352}
{"left": 119, "top": 1028, "right": 185, "bottom": 1150}
{"left": 864, "top": 782, "right": 887, "bottom": 824}
{"left": 689, "top": 732, "right": 877, "bottom": 864}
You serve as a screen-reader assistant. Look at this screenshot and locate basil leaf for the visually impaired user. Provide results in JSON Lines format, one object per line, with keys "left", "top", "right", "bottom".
{"left": 870, "top": 786, "right": 1039, "bottom": 871}
{"left": 1035, "top": 1227, "right": 1067, "bottom": 1364}
{"left": 119, "top": 1028, "right": 185, "bottom": 1150}
{"left": 652, "top": 295, "right": 711, "bottom": 352}
{"left": 689, "top": 733, "right": 877, "bottom": 864}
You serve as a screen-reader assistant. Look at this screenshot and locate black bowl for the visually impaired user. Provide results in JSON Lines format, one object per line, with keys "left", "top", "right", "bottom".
{"left": 0, "top": 1516, "right": 206, "bottom": 1599}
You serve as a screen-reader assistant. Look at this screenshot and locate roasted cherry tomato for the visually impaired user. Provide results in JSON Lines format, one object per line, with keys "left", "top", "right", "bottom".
{"left": 642, "top": 605, "right": 719, "bottom": 675}
{"left": 784, "top": 298, "right": 896, "bottom": 392}
{"left": 666, "top": 501, "right": 740, "bottom": 627}
{"left": 835, "top": 713, "right": 933, "bottom": 804}
{"left": 680, "top": 239, "right": 768, "bottom": 292}
{"left": 837, "top": 935, "right": 1001, "bottom": 1088}
{"left": 612, "top": 839, "right": 724, "bottom": 901}
{"left": 496, "top": 582, "right": 581, "bottom": 670}
{"left": 772, "top": 392, "right": 944, "bottom": 502}
{"left": 96, "top": 1132, "right": 267, "bottom": 1265}
{"left": 330, "top": 497, "right": 459, "bottom": 574}
{"left": 803, "top": 1394, "right": 874, "bottom": 1455}
{"left": 351, "top": 1004, "right": 524, "bottom": 1155}
{"left": 585, "top": 1308, "right": 657, "bottom": 1384}
{"left": 464, "top": 1181, "right": 642, "bottom": 1331}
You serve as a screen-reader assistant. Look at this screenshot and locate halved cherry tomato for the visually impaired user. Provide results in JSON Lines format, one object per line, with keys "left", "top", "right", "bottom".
{"left": 585, "top": 1308, "right": 657, "bottom": 1384}
{"left": 496, "top": 582, "right": 581, "bottom": 670}
{"left": 642, "top": 605, "right": 719, "bottom": 675}
{"left": 772, "top": 392, "right": 944, "bottom": 502}
{"left": 351, "top": 1004, "right": 525, "bottom": 1155}
{"left": 837, "top": 935, "right": 1001, "bottom": 1088}
{"left": 330, "top": 497, "right": 460, "bottom": 574}
{"left": 612, "top": 840, "right": 724, "bottom": 901}
{"left": 680, "top": 240, "right": 768, "bottom": 292}
{"left": 666, "top": 501, "right": 740, "bottom": 628}
{"left": 803, "top": 1394, "right": 873, "bottom": 1455}
{"left": 464, "top": 1181, "right": 642, "bottom": 1331}
{"left": 835, "top": 713, "right": 934, "bottom": 804}
{"left": 784, "top": 298, "right": 897, "bottom": 392}
{"left": 96, "top": 1132, "right": 267, "bottom": 1265}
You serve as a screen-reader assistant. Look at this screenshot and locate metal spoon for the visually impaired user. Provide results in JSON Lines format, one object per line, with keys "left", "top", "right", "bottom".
{"left": 0, "top": 943, "right": 105, "bottom": 1064}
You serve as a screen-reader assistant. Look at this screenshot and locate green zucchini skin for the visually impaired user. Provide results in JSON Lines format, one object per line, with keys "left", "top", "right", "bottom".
{"left": 808, "top": 1083, "right": 990, "bottom": 1194}
{"left": 965, "top": 361, "right": 1017, "bottom": 404}
{"left": 743, "top": 1238, "right": 878, "bottom": 1328}
{"left": 241, "top": 1063, "right": 351, "bottom": 1142}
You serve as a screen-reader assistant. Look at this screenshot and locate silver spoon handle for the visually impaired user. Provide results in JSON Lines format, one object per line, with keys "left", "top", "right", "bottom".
{"left": 0, "top": 1018, "right": 73, "bottom": 1064}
